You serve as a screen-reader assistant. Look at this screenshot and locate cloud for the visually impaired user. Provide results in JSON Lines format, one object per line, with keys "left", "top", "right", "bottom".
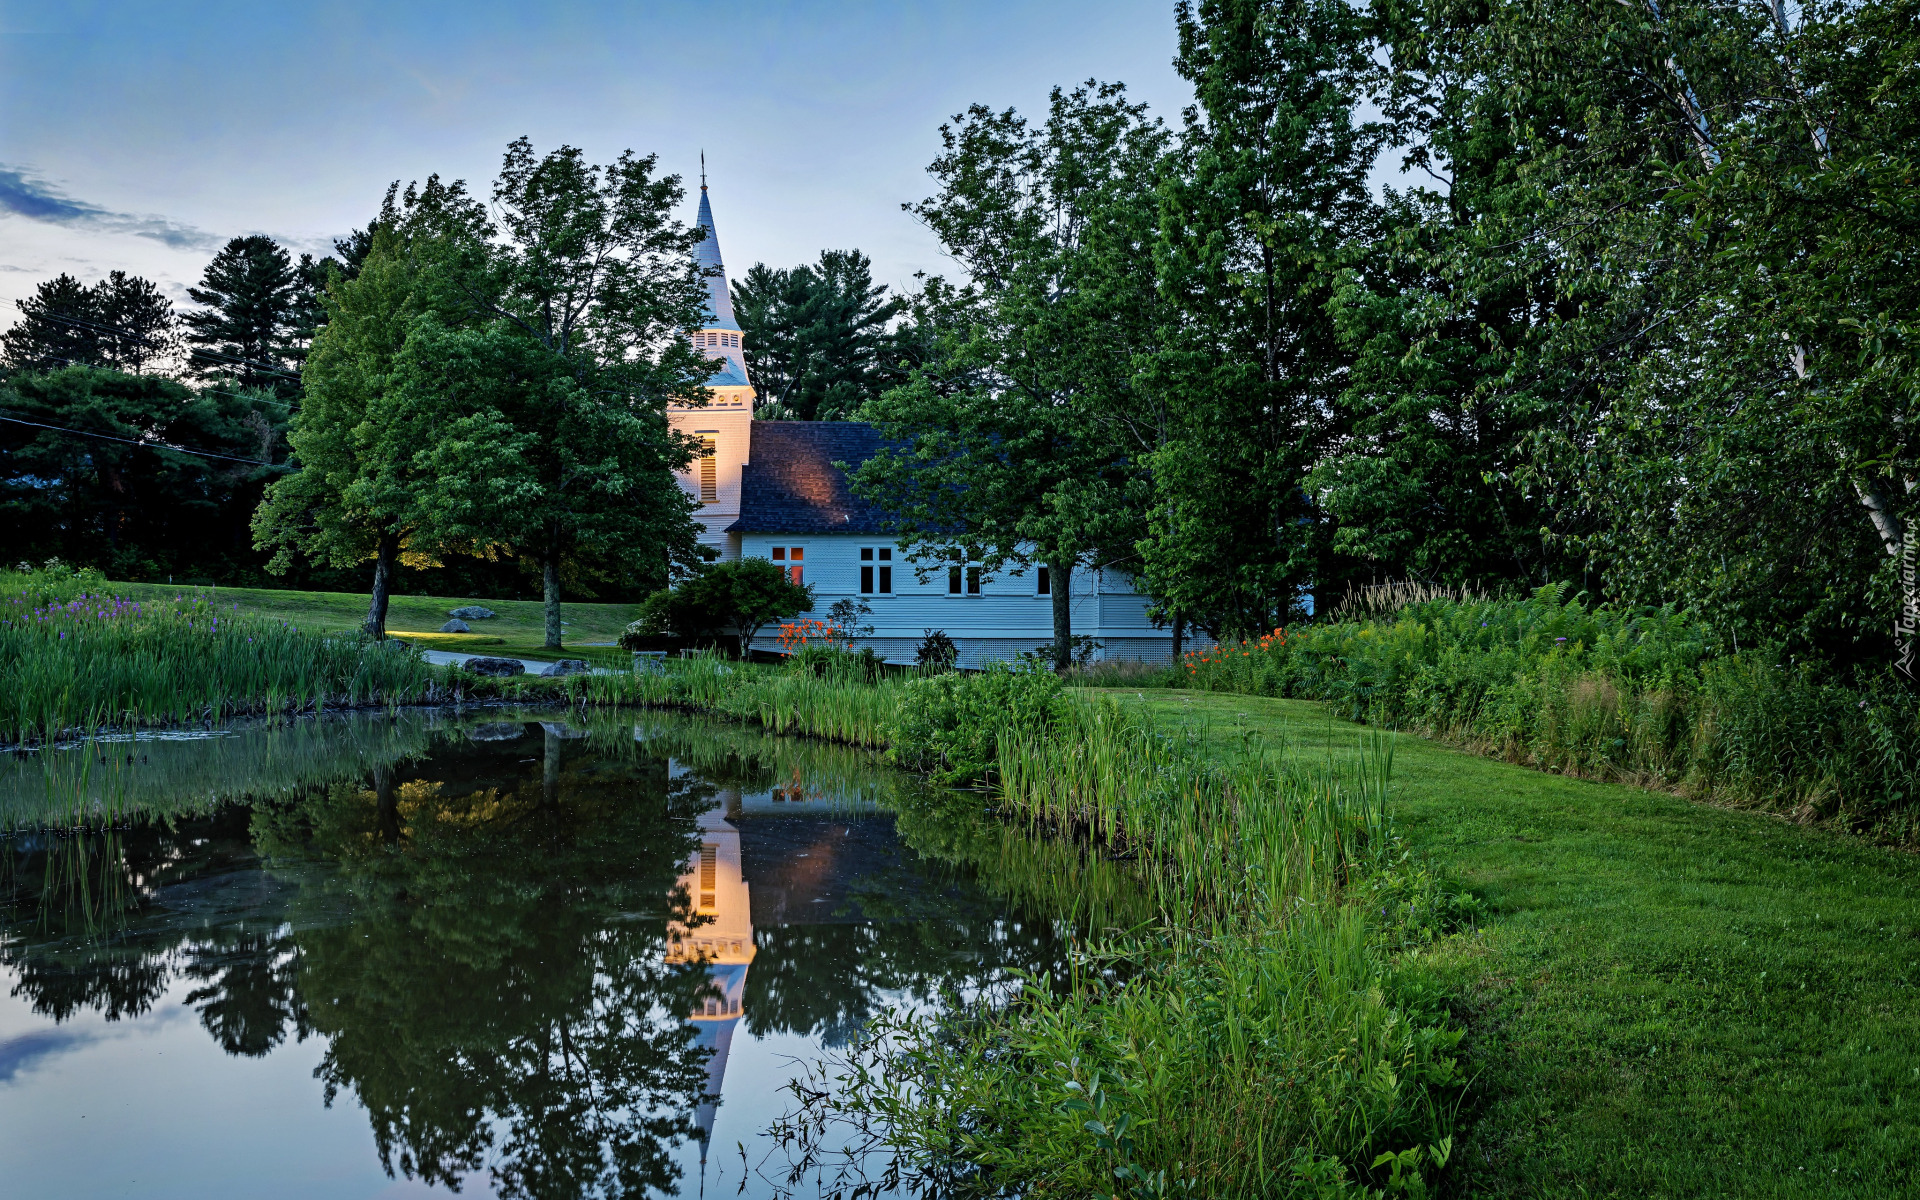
{"left": 0, "top": 164, "right": 220, "bottom": 251}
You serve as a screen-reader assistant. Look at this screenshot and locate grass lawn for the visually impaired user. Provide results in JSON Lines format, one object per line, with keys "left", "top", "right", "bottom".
{"left": 108, "top": 581, "right": 643, "bottom": 666}
{"left": 1116, "top": 689, "right": 1920, "bottom": 1199}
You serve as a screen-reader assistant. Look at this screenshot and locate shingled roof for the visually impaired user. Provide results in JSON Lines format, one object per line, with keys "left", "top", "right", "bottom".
{"left": 726, "top": 421, "right": 900, "bottom": 534}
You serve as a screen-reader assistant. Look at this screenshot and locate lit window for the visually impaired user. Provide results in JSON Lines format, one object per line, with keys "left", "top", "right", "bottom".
{"left": 774, "top": 547, "right": 803, "bottom": 585}
{"left": 699, "top": 845, "right": 716, "bottom": 910}
{"left": 697, "top": 435, "right": 717, "bottom": 503}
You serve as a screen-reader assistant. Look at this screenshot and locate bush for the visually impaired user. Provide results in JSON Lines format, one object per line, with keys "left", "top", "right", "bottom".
{"left": 630, "top": 558, "right": 813, "bottom": 653}
{"left": 882, "top": 660, "right": 1068, "bottom": 785}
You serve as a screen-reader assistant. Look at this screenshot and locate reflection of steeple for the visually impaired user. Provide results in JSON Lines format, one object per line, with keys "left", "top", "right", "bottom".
{"left": 666, "top": 793, "right": 756, "bottom": 1172}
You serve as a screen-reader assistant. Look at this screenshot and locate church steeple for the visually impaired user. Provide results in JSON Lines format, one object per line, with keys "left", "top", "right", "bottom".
{"left": 685, "top": 172, "right": 752, "bottom": 412}
{"left": 694, "top": 183, "right": 741, "bottom": 333}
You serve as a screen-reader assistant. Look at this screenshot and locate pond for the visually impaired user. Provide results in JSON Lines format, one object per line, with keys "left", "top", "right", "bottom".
{"left": 0, "top": 709, "right": 1142, "bottom": 1199}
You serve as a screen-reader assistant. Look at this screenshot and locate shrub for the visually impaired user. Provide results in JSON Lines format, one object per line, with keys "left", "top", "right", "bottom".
{"left": 631, "top": 558, "right": 813, "bottom": 652}
{"left": 914, "top": 628, "right": 958, "bottom": 674}
{"left": 883, "top": 660, "right": 1067, "bottom": 785}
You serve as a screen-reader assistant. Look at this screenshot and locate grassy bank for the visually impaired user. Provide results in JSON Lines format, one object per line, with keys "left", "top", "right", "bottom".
{"left": 1181, "top": 587, "right": 1920, "bottom": 844}
{"left": 778, "top": 665, "right": 1470, "bottom": 1196}
{"left": 109, "top": 579, "right": 643, "bottom": 665}
{"left": 2, "top": 567, "right": 451, "bottom": 746}
{"left": 1123, "top": 690, "right": 1920, "bottom": 1198}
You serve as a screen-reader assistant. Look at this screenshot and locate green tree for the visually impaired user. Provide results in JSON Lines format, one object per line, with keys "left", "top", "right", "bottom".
{"left": 0, "top": 365, "right": 286, "bottom": 579}
{"left": 2, "top": 271, "right": 176, "bottom": 374}
{"left": 183, "top": 235, "right": 308, "bottom": 394}
{"left": 1141, "top": 0, "right": 1383, "bottom": 637}
{"left": 853, "top": 82, "right": 1172, "bottom": 668}
{"left": 732, "top": 249, "right": 909, "bottom": 420}
{"left": 396, "top": 138, "right": 716, "bottom": 648}
{"left": 254, "top": 179, "right": 491, "bottom": 638}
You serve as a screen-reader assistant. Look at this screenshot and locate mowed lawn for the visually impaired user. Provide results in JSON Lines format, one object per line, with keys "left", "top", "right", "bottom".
{"left": 1116, "top": 690, "right": 1920, "bottom": 1199}
{"left": 109, "top": 582, "right": 643, "bottom": 666}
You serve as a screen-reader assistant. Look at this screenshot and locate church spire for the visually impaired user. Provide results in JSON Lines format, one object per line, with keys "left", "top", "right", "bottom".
{"left": 694, "top": 177, "right": 739, "bottom": 333}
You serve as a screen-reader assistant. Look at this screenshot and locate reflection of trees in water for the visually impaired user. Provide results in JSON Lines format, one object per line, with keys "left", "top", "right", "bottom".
{"left": 747, "top": 916, "right": 1074, "bottom": 1048}
{"left": 1, "top": 805, "right": 310, "bottom": 1055}
{"left": 257, "top": 730, "right": 719, "bottom": 1199}
{"left": 0, "top": 713, "right": 1127, "bottom": 1198}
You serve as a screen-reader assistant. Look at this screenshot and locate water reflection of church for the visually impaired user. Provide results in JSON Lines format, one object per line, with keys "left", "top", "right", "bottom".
{"left": 660, "top": 744, "right": 875, "bottom": 1174}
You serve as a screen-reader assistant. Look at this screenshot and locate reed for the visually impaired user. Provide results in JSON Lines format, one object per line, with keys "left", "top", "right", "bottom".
{"left": 1, "top": 568, "right": 452, "bottom": 748}
{"left": 566, "top": 654, "right": 902, "bottom": 748}
{"left": 786, "top": 694, "right": 1469, "bottom": 1196}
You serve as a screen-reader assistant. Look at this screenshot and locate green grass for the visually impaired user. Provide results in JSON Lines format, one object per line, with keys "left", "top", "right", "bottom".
{"left": 109, "top": 581, "right": 644, "bottom": 665}
{"left": 1116, "top": 689, "right": 1920, "bottom": 1198}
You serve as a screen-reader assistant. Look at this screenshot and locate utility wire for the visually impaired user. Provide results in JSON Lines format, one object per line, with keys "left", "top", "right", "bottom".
{"left": 0, "top": 413, "right": 280, "bottom": 467}
{"left": 22, "top": 352, "right": 299, "bottom": 413}
{"left": 34, "top": 310, "right": 306, "bottom": 382}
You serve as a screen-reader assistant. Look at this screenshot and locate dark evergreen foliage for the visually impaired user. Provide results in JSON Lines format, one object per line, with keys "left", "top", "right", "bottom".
{"left": 732, "top": 249, "right": 909, "bottom": 421}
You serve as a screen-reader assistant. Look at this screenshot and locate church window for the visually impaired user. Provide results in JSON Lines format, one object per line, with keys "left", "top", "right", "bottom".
{"left": 772, "top": 546, "right": 803, "bottom": 585}
{"left": 697, "top": 435, "right": 717, "bottom": 503}
{"left": 859, "top": 547, "right": 893, "bottom": 594}
{"left": 948, "top": 558, "right": 981, "bottom": 595}
{"left": 698, "top": 845, "right": 716, "bottom": 910}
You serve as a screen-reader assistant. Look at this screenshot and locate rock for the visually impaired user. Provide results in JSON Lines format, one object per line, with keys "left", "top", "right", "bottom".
{"left": 448, "top": 606, "right": 496, "bottom": 620}
{"left": 468, "top": 722, "right": 524, "bottom": 742}
{"left": 462, "top": 656, "right": 526, "bottom": 677}
{"left": 539, "top": 659, "right": 593, "bottom": 677}
{"left": 439, "top": 619, "right": 472, "bottom": 633}
{"left": 540, "top": 721, "right": 591, "bottom": 739}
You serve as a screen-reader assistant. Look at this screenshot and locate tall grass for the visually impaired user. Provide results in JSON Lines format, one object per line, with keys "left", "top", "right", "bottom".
{"left": 1184, "top": 584, "right": 1920, "bottom": 842}
{"left": 782, "top": 688, "right": 1471, "bottom": 1197}
{"left": 568, "top": 653, "right": 902, "bottom": 747}
{"left": 1, "top": 567, "right": 450, "bottom": 747}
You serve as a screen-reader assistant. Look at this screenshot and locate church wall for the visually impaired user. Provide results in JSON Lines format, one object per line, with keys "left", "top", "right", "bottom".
{"left": 735, "top": 532, "right": 1185, "bottom": 664}
{"left": 668, "top": 400, "right": 753, "bottom": 559}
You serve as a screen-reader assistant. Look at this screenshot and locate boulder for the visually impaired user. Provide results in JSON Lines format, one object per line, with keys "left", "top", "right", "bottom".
{"left": 468, "top": 722, "right": 524, "bottom": 742}
{"left": 462, "top": 656, "right": 526, "bottom": 677}
{"left": 439, "top": 619, "right": 472, "bottom": 633}
{"left": 540, "top": 659, "right": 593, "bottom": 677}
{"left": 448, "top": 606, "right": 496, "bottom": 620}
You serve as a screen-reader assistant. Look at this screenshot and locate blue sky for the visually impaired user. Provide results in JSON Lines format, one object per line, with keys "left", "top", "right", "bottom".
{"left": 0, "top": 0, "right": 1197, "bottom": 321}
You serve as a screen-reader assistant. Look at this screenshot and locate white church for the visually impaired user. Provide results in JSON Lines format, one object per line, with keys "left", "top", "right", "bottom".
{"left": 667, "top": 184, "right": 1187, "bottom": 668}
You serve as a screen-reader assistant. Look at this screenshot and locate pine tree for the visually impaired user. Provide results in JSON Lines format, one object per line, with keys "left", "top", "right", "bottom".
{"left": 2, "top": 274, "right": 106, "bottom": 370}
{"left": 182, "top": 235, "right": 306, "bottom": 394}
{"left": 732, "top": 249, "right": 908, "bottom": 420}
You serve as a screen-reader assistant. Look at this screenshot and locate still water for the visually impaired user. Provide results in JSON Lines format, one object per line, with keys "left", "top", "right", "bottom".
{"left": 0, "top": 709, "right": 1122, "bottom": 1199}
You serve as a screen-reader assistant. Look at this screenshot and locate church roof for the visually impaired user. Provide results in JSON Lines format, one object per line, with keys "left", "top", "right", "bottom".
{"left": 705, "top": 354, "right": 750, "bottom": 387}
{"left": 695, "top": 188, "right": 742, "bottom": 333}
{"left": 726, "top": 421, "right": 901, "bottom": 534}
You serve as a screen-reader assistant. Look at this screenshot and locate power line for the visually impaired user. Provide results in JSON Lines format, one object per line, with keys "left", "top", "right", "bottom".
{"left": 19, "top": 352, "right": 299, "bottom": 413}
{"left": 32, "top": 310, "right": 306, "bottom": 384}
{"left": 0, "top": 413, "right": 280, "bottom": 467}
{"left": 186, "top": 346, "right": 304, "bottom": 381}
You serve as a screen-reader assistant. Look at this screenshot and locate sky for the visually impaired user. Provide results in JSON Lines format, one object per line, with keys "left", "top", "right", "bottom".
{"left": 0, "top": 0, "right": 1200, "bottom": 323}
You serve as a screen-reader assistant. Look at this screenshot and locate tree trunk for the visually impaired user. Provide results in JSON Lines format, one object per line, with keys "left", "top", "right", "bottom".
{"left": 1855, "top": 478, "right": 1918, "bottom": 682}
{"left": 543, "top": 555, "right": 563, "bottom": 649}
{"left": 1050, "top": 555, "right": 1072, "bottom": 672}
{"left": 543, "top": 724, "right": 561, "bottom": 807}
{"left": 373, "top": 763, "right": 400, "bottom": 845}
{"left": 364, "top": 532, "right": 399, "bottom": 640}
{"left": 1171, "top": 612, "right": 1185, "bottom": 663}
